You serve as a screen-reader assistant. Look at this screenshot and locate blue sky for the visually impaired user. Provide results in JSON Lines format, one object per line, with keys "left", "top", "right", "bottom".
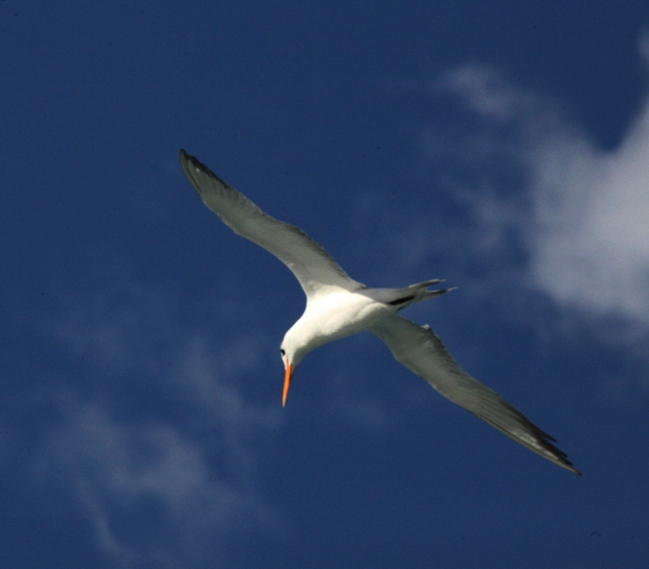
{"left": 3, "top": 1, "right": 649, "bottom": 567}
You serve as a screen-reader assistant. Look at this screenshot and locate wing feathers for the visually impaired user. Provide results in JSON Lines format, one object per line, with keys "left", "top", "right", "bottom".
{"left": 180, "top": 150, "right": 362, "bottom": 297}
{"left": 371, "top": 315, "right": 581, "bottom": 475}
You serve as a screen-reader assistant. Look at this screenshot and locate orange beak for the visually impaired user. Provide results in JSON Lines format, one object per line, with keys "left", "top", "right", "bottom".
{"left": 282, "top": 360, "right": 293, "bottom": 407}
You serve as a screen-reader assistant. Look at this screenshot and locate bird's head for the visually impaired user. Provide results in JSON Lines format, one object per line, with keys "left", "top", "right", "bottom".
{"left": 279, "top": 329, "right": 309, "bottom": 407}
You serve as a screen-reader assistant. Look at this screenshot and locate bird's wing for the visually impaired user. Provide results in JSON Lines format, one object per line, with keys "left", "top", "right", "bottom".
{"left": 180, "top": 150, "right": 363, "bottom": 298}
{"left": 370, "top": 314, "right": 581, "bottom": 475}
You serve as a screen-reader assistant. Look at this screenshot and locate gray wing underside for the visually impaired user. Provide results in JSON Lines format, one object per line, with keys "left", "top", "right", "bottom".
{"left": 180, "top": 150, "right": 363, "bottom": 298}
{"left": 370, "top": 315, "right": 581, "bottom": 475}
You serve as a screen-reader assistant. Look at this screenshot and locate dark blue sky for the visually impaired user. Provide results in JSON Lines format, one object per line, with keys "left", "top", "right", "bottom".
{"left": 3, "top": 1, "right": 649, "bottom": 567}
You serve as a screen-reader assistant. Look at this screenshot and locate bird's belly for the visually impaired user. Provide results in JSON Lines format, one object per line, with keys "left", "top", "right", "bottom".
{"left": 306, "top": 293, "right": 389, "bottom": 344}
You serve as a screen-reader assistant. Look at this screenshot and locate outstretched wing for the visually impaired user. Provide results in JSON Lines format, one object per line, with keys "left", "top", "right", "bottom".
{"left": 370, "top": 314, "right": 581, "bottom": 475}
{"left": 180, "top": 150, "right": 363, "bottom": 298}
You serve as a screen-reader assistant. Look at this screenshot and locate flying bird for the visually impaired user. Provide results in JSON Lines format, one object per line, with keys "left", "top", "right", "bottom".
{"left": 180, "top": 150, "right": 581, "bottom": 475}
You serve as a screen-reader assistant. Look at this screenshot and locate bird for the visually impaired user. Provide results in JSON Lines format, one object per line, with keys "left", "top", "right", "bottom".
{"left": 180, "top": 149, "right": 581, "bottom": 476}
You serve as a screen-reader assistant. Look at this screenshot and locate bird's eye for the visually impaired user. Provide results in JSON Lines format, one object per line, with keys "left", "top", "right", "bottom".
{"left": 280, "top": 348, "right": 285, "bottom": 356}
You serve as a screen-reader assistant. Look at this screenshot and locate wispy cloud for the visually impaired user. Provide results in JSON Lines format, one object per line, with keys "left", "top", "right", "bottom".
{"left": 35, "top": 282, "right": 284, "bottom": 568}
{"left": 37, "top": 402, "right": 280, "bottom": 568}
{"left": 434, "top": 60, "right": 649, "bottom": 328}
{"left": 372, "top": 45, "right": 649, "bottom": 363}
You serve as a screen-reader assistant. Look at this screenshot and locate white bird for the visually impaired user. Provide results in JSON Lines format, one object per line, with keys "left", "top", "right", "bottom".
{"left": 180, "top": 150, "right": 581, "bottom": 476}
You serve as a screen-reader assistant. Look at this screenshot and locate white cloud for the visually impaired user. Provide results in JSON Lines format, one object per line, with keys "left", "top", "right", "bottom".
{"left": 430, "top": 55, "right": 649, "bottom": 332}
{"left": 522, "top": 88, "right": 649, "bottom": 323}
{"left": 38, "top": 402, "right": 280, "bottom": 569}
{"left": 36, "top": 283, "right": 285, "bottom": 568}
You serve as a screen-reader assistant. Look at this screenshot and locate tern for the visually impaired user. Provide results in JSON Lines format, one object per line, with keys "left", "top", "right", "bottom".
{"left": 180, "top": 150, "right": 581, "bottom": 475}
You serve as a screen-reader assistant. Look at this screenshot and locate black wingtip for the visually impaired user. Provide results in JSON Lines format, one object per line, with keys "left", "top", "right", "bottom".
{"left": 179, "top": 148, "right": 196, "bottom": 168}
{"left": 179, "top": 150, "right": 221, "bottom": 179}
{"left": 180, "top": 149, "right": 205, "bottom": 169}
{"left": 534, "top": 431, "right": 582, "bottom": 476}
{"left": 179, "top": 149, "right": 196, "bottom": 183}
{"left": 179, "top": 149, "right": 192, "bottom": 172}
{"left": 179, "top": 149, "right": 207, "bottom": 182}
{"left": 559, "top": 460, "right": 582, "bottom": 476}
{"left": 529, "top": 426, "right": 582, "bottom": 476}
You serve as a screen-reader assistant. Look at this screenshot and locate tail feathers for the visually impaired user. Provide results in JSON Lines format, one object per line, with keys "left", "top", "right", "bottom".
{"left": 409, "top": 279, "right": 456, "bottom": 298}
{"left": 407, "top": 279, "right": 443, "bottom": 288}
{"left": 422, "top": 286, "right": 457, "bottom": 300}
{"left": 386, "top": 280, "right": 456, "bottom": 309}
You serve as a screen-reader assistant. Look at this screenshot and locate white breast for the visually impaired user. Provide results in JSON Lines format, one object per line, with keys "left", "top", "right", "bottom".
{"left": 297, "top": 290, "right": 390, "bottom": 348}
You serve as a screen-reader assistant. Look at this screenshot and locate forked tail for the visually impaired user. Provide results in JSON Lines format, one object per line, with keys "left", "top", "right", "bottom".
{"left": 386, "top": 280, "right": 456, "bottom": 309}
